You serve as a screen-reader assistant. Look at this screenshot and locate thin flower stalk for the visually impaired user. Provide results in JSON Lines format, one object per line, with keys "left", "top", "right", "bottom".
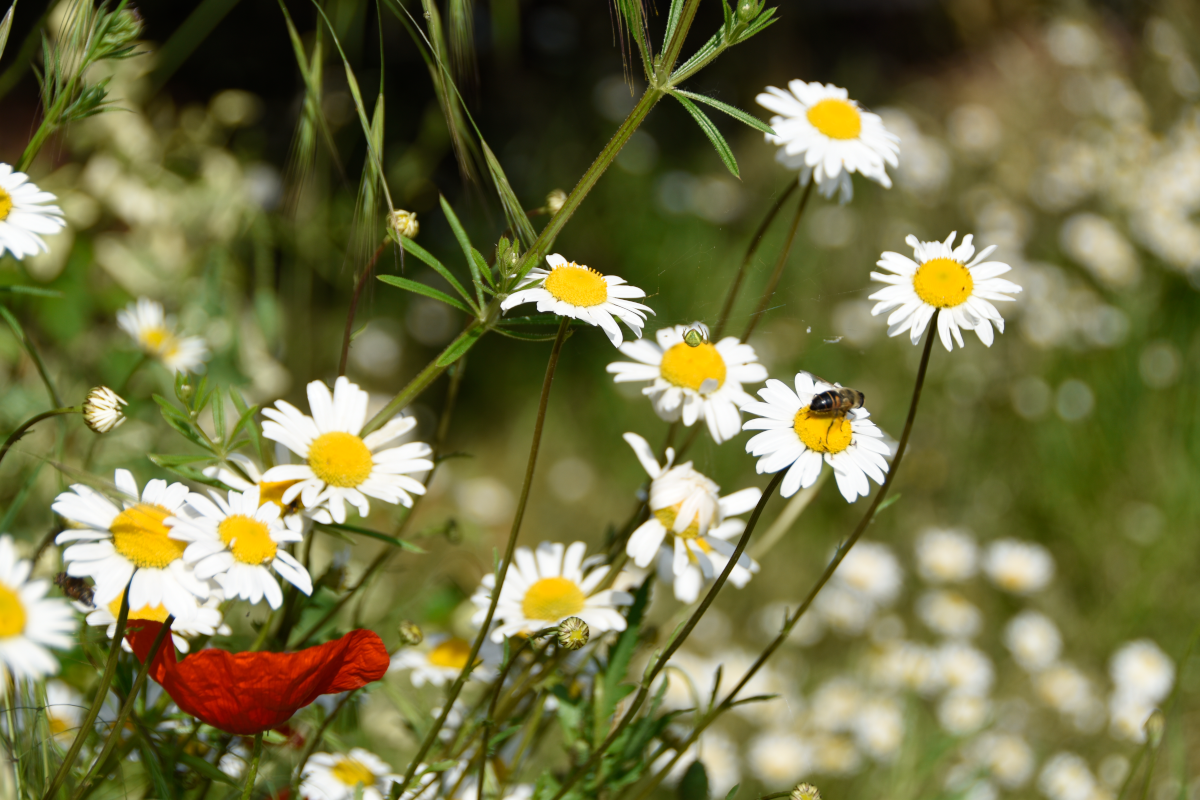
{"left": 742, "top": 180, "right": 814, "bottom": 341}
{"left": 0, "top": 405, "right": 81, "bottom": 469}
{"left": 241, "top": 732, "right": 264, "bottom": 800}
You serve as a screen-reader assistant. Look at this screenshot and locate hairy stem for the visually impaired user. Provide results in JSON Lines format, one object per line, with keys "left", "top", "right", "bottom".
{"left": 741, "top": 180, "right": 813, "bottom": 341}
{"left": 242, "top": 732, "right": 264, "bottom": 800}
{"left": 0, "top": 406, "right": 80, "bottom": 470}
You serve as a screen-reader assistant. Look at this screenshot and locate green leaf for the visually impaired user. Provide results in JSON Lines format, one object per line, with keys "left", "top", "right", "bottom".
{"left": 211, "top": 387, "right": 226, "bottom": 441}
{"left": 677, "top": 760, "right": 709, "bottom": 800}
{"left": 314, "top": 521, "right": 426, "bottom": 553}
{"left": 378, "top": 275, "right": 472, "bottom": 314}
{"left": 674, "top": 89, "right": 774, "bottom": 134}
{"left": 662, "top": 0, "right": 684, "bottom": 53}
{"left": 440, "top": 195, "right": 484, "bottom": 307}
{"left": 471, "top": 247, "right": 495, "bottom": 289}
{"left": 394, "top": 235, "right": 475, "bottom": 308}
{"left": 436, "top": 324, "right": 484, "bottom": 367}
{"left": 492, "top": 328, "right": 563, "bottom": 343}
{"left": 147, "top": 453, "right": 216, "bottom": 467}
{"left": 0, "top": 284, "right": 62, "bottom": 298}
{"left": 176, "top": 753, "right": 237, "bottom": 787}
{"left": 674, "top": 93, "right": 739, "bottom": 178}
{"left": 229, "top": 389, "right": 267, "bottom": 466}
{"left": 0, "top": 3, "right": 16, "bottom": 63}
{"left": 723, "top": 784, "right": 741, "bottom": 800}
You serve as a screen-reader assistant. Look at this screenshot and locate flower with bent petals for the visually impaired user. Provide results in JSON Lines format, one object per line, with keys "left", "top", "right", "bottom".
{"left": 607, "top": 323, "right": 767, "bottom": 444}
{"left": 756, "top": 82, "right": 899, "bottom": 203}
{"left": 169, "top": 487, "right": 313, "bottom": 609}
{"left": 54, "top": 469, "right": 209, "bottom": 619}
{"left": 0, "top": 163, "right": 66, "bottom": 259}
{"left": 742, "top": 372, "right": 890, "bottom": 502}
{"left": 501, "top": 254, "right": 653, "bottom": 347}
{"left": 261, "top": 377, "right": 433, "bottom": 524}
{"left": 870, "top": 232, "right": 1022, "bottom": 351}
{"left": 0, "top": 535, "right": 76, "bottom": 691}
{"left": 624, "top": 433, "right": 761, "bottom": 602}
{"left": 117, "top": 298, "right": 210, "bottom": 373}
{"left": 204, "top": 452, "right": 307, "bottom": 532}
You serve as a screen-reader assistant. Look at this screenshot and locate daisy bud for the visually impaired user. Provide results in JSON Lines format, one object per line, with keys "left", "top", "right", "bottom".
{"left": 792, "top": 784, "right": 821, "bottom": 800}
{"left": 557, "top": 617, "right": 589, "bottom": 650}
{"left": 1145, "top": 708, "right": 1165, "bottom": 747}
{"left": 388, "top": 209, "right": 420, "bottom": 240}
{"left": 83, "top": 386, "right": 127, "bottom": 434}
{"left": 397, "top": 620, "right": 424, "bottom": 647}
{"left": 546, "top": 189, "right": 567, "bottom": 215}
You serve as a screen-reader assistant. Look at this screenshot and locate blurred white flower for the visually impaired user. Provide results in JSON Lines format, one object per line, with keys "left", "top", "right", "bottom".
{"left": 1060, "top": 213, "right": 1140, "bottom": 288}
{"left": 810, "top": 732, "right": 862, "bottom": 776}
{"left": 43, "top": 680, "right": 84, "bottom": 743}
{"left": 938, "top": 691, "right": 990, "bottom": 735}
{"left": 0, "top": 163, "right": 66, "bottom": 260}
{"left": 834, "top": 541, "right": 903, "bottom": 606}
{"left": 117, "top": 298, "right": 210, "bottom": 373}
{"left": 937, "top": 642, "right": 994, "bottom": 696}
{"left": 0, "top": 534, "right": 77, "bottom": 692}
{"left": 917, "top": 590, "right": 982, "bottom": 638}
{"left": 1108, "top": 692, "right": 1157, "bottom": 743}
{"left": 971, "top": 732, "right": 1035, "bottom": 789}
{"left": 1005, "top": 610, "right": 1063, "bottom": 672}
{"left": 747, "top": 730, "right": 812, "bottom": 784}
{"left": 390, "top": 634, "right": 497, "bottom": 688}
{"left": 811, "top": 677, "right": 865, "bottom": 733}
{"left": 983, "top": 539, "right": 1055, "bottom": 594}
{"left": 915, "top": 528, "right": 979, "bottom": 584}
{"left": 1109, "top": 639, "right": 1174, "bottom": 704}
{"left": 854, "top": 696, "right": 904, "bottom": 760}
{"left": 1036, "top": 662, "right": 1103, "bottom": 730}
{"left": 1039, "top": 752, "right": 1098, "bottom": 800}
{"left": 301, "top": 748, "right": 399, "bottom": 800}
{"left": 870, "top": 640, "right": 944, "bottom": 696}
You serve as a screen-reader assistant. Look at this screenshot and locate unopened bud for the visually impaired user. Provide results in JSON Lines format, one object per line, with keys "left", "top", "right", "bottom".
{"left": 557, "top": 617, "right": 589, "bottom": 650}
{"left": 388, "top": 209, "right": 420, "bottom": 240}
{"left": 83, "top": 387, "right": 128, "bottom": 433}
{"left": 1145, "top": 708, "right": 1165, "bottom": 747}
{"left": 791, "top": 784, "right": 821, "bottom": 800}
{"left": 737, "top": 0, "right": 759, "bottom": 23}
{"left": 397, "top": 620, "right": 424, "bottom": 646}
{"left": 546, "top": 189, "right": 567, "bottom": 215}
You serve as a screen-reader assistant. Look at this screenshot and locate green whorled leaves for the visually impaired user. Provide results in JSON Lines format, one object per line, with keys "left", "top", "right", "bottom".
{"left": 673, "top": 92, "right": 740, "bottom": 177}
{"left": 674, "top": 89, "right": 775, "bottom": 135}
{"left": 378, "top": 275, "right": 472, "bottom": 314}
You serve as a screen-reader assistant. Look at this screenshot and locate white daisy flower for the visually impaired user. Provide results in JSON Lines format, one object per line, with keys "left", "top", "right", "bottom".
{"left": 742, "top": 371, "right": 890, "bottom": 502}
{"left": 917, "top": 590, "right": 982, "bottom": 639}
{"left": 0, "top": 535, "right": 76, "bottom": 691}
{"left": 44, "top": 680, "right": 85, "bottom": 743}
{"left": 606, "top": 323, "right": 767, "bottom": 443}
{"left": 1038, "top": 753, "right": 1097, "bottom": 800}
{"left": 116, "top": 298, "right": 210, "bottom": 373}
{"left": 168, "top": 487, "right": 313, "bottom": 609}
{"left": 54, "top": 470, "right": 210, "bottom": 618}
{"left": 204, "top": 452, "right": 308, "bottom": 533}
{"left": 623, "top": 432, "right": 760, "bottom": 603}
{"left": 869, "top": 232, "right": 1023, "bottom": 351}
{"left": 389, "top": 634, "right": 498, "bottom": 688}
{"left": 0, "top": 163, "right": 66, "bottom": 259}
{"left": 755, "top": 81, "right": 899, "bottom": 203}
{"left": 1004, "top": 610, "right": 1062, "bottom": 672}
{"left": 832, "top": 540, "right": 903, "bottom": 605}
{"left": 82, "top": 589, "right": 228, "bottom": 653}
{"left": 937, "top": 641, "right": 995, "bottom": 696}
{"left": 260, "top": 377, "right": 434, "bottom": 524}
{"left": 969, "top": 733, "right": 1035, "bottom": 789}
{"left": 301, "top": 748, "right": 400, "bottom": 800}
{"left": 470, "top": 541, "right": 633, "bottom": 642}
{"left": 937, "top": 691, "right": 990, "bottom": 736}
{"left": 1109, "top": 640, "right": 1174, "bottom": 705}
{"left": 982, "top": 539, "right": 1055, "bottom": 595}
{"left": 500, "top": 253, "right": 653, "bottom": 347}
{"left": 915, "top": 528, "right": 979, "bottom": 584}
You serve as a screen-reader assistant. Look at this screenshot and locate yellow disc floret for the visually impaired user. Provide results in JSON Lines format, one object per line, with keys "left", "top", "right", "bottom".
{"left": 0, "top": 187, "right": 12, "bottom": 222}
{"left": 427, "top": 637, "right": 473, "bottom": 669}
{"left": 654, "top": 505, "right": 702, "bottom": 539}
{"left": 806, "top": 98, "right": 863, "bottom": 140}
{"left": 110, "top": 504, "right": 187, "bottom": 569}
{"left": 793, "top": 407, "right": 853, "bottom": 454}
{"left": 107, "top": 593, "right": 170, "bottom": 623}
{"left": 913, "top": 257, "right": 974, "bottom": 308}
{"left": 659, "top": 342, "right": 727, "bottom": 393}
{"left": 258, "top": 479, "right": 303, "bottom": 514}
{"left": 542, "top": 264, "right": 609, "bottom": 307}
{"left": 139, "top": 327, "right": 179, "bottom": 357}
{"left": 521, "top": 576, "right": 586, "bottom": 621}
{"left": 217, "top": 514, "right": 278, "bottom": 565}
{"left": 307, "top": 431, "right": 374, "bottom": 488}
{"left": 331, "top": 757, "right": 375, "bottom": 788}
{"left": 0, "top": 582, "right": 26, "bottom": 637}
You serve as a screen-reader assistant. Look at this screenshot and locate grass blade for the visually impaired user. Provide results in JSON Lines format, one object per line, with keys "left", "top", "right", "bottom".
{"left": 673, "top": 93, "right": 740, "bottom": 178}
{"left": 448, "top": 0, "right": 476, "bottom": 87}
{"left": 674, "top": 89, "right": 775, "bottom": 134}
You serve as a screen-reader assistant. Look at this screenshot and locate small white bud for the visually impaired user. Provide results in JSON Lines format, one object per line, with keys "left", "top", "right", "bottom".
{"left": 83, "top": 387, "right": 127, "bottom": 434}
{"left": 388, "top": 209, "right": 420, "bottom": 239}
{"left": 546, "top": 189, "right": 567, "bottom": 215}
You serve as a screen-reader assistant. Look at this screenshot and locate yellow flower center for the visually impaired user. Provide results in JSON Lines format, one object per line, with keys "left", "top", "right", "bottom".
{"left": 913, "top": 257, "right": 974, "bottom": 308}
{"left": 659, "top": 342, "right": 727, "bottom": 393}
{"left": 427, "top": 637, "right": 473, "bottom": 669}
{"left": 217, "top": 514, "right": 277, "bottom": 565}
{"left": 111, "top": 504, "right": 187, "bottom": 569}
{"left": 140, "top": 326, "right": 180, "bottom": 358}
{"left": 793, "top": 407, "right": 854, "bottom": 454}
{"left": 541, "top": 264, "right": 608, "bottom": 307}
{"left": 654, "top": 505, "right": 702, "bottom": 539}
{"left": 49, "top": 715, "right": 71, "bottom": 737}
{"left": 0, "top": 582, "right": 27, "bottom": 638}
{"left": 331, "top": 757, "right": 375, "bottom": 788}
{"left": 307, "top": 431, "right": 374, "bottom": 488}
{"left": 521, "top": 576, "right": 586, "bottom": 622}
{"left": 258, "top": 479, "right": 303, "bottom": 514}
{"left": 806, "top": 98, "right": 863, "bottom": 140}
{"left": 0, "top": 187, "right": 12, "bottom": 222}
{"left": 107, "top": 593, "right": 171, "bottom": 623}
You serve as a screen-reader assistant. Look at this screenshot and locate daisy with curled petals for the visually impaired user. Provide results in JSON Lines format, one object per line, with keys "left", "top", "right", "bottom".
{"left": 0, "top": 535, "right": 76, "bottom": 691}
{"left": 624, "top": 433, "right": 761, "bottom": 603}
{"left": 607, "top": 323, "right": 767, "bottom": 444}
{"left": 742, "top": 372, "right": 891, "bottom": 502}
{"left": 260, "top": 377, "right": 434, "bottom": 524}
{"left": 82, "top": 589, "right": 228, "bottom": 653}
{"left": 204, "top": 452, "right": 307, "bottom": 533}
{"left": 301, "top": 748, "right": 400, "bottom": 800}
{"left": 169, "top": 487, "right": 313, "bottom": 609}
{"left": 0, "top": 163, "right": 66, "bottom": 259}
{"left": 501, "top": 253, "right": 653, "bottom": 347}
{"left": 756, "top": 82, "right": 899, "bottom": 203}
{"left": 471, "top": 541, "right": 632, "bottom": 642}
{"left": 54, "top": 469, "right": 210, "bottom": 619}
{"left": 117, "top": 298, "right": 211, "bottom": 373}
{"left": 869, "top": 232, "right": 1022, "bottom": 351}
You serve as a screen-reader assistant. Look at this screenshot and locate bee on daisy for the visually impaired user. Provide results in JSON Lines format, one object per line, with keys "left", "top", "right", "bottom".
{"left": 260, "top": 377, "right": 434, "bottom": 524}
{"left": 390, "top": 633, "right": 498, "bottom": 688}
{"left": 607, "top": 323, "right": 767, "bottom": 444}
{"left": 301, "top": 748, "right": 401, "bottom": 800}
{"left": 168, "top": 486, "right": 313, "bottom": 609}
{"left": 501, "top": 253, "right": 653, "bottom": 347}
{"left": 623, "top": 433, "right": 761, "bottom": 603}
{"left": 117, "top": 298, "right": 211, "bottom": 373}
{"left": 0, "top": 162, "right": 67, "bottom": 260}
{"left": 742, "top": 372, "right": 891, "bottom": 502}
{"left": 54, "top": 469, "right": 211, "bottom": 619}
{"left": 756, "top": 81, "right": 900, "bottom": 203}
{"left": 471, "top": 541, "right": 632, "bottom": 642}
{"left": 869, "top": 232, "right": 1022, "bottom": 351}
{"left": 0, "top": 535, "right": 77, "bottom": 693}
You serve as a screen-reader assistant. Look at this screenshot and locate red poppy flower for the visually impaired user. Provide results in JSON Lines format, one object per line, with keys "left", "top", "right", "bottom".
{"left": 126, "top": 622, "right": 389, "bottom": 735}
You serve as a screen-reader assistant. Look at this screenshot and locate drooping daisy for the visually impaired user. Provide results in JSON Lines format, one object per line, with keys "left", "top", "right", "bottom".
{"left": 167, "top": 487, "right": 312, "bottom": 609}
{"left": 607, "top": 324, "right": 767, "bottom": 443}
{"left": 301, "top": 748, "right": 400, "bottom": 800}
{"left": 0, "top": 535, "right": 76, "bottom": 691}
{"left": 82, "top": 589, "right": 228, "bottom": 653}
{"left": 742, "top": 372, "right": 891, "bottom": 502}
{"left": 260, "top": 377, "right": 434, "bottom": 524}
{"left": 755, "top": 82, "right": 899, "bottom": 203}
{"left": 500, "top": 253, "right": 653, "bottom": 347}
{"left": 623, "top": 432, "right": 761, "bottom": 602}
{"left": 54, "top": 470, "right": 210, "bottom": 618}
{"left": 869, "top": 232, "right": 1023, "bottom": 351}
{"left": 116, "top": 298, "right": 210, "bottom": 372}
{"left": 470, "top": 541, "right": 633, "bottom": 642}
{"left": 389, "top": 634, "right": 497, "bottom": 688}
{"left": 204, "top": 452, "right": 307, "bottom": 532}
{"left": 0, "top": 163, "right": 66, "bottom": 260}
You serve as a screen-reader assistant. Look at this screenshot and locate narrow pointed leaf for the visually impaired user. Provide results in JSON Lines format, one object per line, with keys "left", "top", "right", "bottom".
{"left": 482, "top": 140, "right": 536, "bottom": 248}
{"left": 674, "top": 93, "right": 739, "bottom": 178}
{"left": 661, "top": 0, "right": 684, "bottom": 53}
{"left": 674, "top": 90, "right": 775, "bottom": 134}
{"left": 394, "top": 235, "right": 475, "bottom": 308}
{"left": 0, "top": 2, "right": 16, "bottom": 63}
{"left": 439, "top": 195, "right": 484, "bottom": 307}
{"left": 378, "top": 275, "right": 472, "bottom": 314}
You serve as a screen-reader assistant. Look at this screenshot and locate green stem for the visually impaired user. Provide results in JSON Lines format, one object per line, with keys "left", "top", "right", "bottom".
{"left": 241, "top": 732, "right": 264, "bottom": 800}
{"left": 289, "top": 689, "right": 359, "bottom": 800}
{"left": 0, "top": 305, "right": 64, "bottom": 407}
{"left": 741, "top": 180, "right": 813, "bottom": 341}
{"left": 389, "top": 318, "right": 570, "bottom": 800}
{"left": 4, "top": 689, "right": 21, "bottom": 799}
